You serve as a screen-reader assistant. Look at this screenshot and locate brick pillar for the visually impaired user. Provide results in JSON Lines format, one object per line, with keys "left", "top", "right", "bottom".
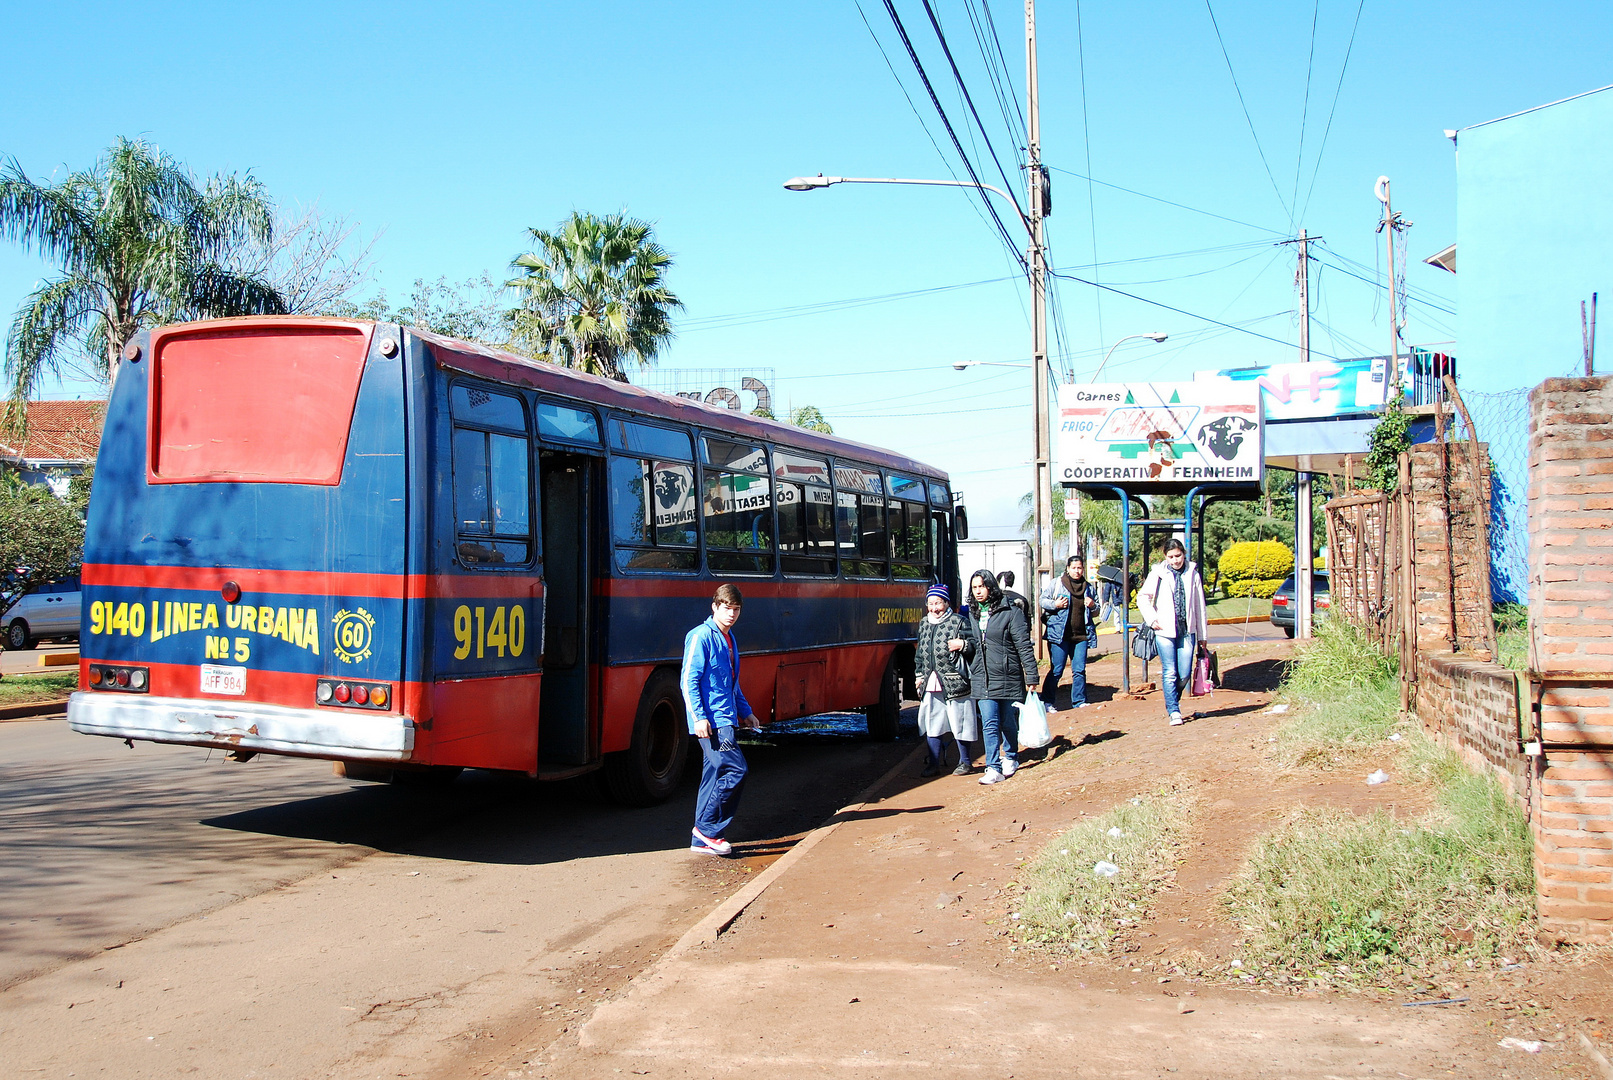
{"left": 1528, "top": 376, "right": 1613, "bottom": 944}
{"left": 1409, "top": 441, "right": 1492, "bottom": 655}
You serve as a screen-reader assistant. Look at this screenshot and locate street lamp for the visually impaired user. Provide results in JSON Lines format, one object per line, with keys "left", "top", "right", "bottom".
{"left": 1087, "top": 332, "right": 1169, "bottom": 383}
{"left": 952, "top": 359, "right": 1030, "bottom": 371}
{"left": 784, "top": 170, "right": 1053, "bottom": 606}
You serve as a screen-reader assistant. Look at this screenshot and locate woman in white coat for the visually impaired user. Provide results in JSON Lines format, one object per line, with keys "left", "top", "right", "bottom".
{"left": 1135, "top": 538, "right": 1208, "bottom": 726}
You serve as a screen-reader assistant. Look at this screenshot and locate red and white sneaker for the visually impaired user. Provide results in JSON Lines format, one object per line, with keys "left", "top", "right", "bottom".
{"left": 690, "top": 827, "right": 733, "bottom": 856}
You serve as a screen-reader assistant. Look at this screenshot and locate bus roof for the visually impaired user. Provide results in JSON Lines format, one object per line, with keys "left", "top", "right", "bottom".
{"left": 145, "top": 317, "right": 950, "bottom": 485}
{"left": 408, "top": 325, "right": 950, "bottom": 483}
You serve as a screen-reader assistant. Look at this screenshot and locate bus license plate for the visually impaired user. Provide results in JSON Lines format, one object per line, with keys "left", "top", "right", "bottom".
{"left": 200, "top": 664, "right": 247, "bottom": 696}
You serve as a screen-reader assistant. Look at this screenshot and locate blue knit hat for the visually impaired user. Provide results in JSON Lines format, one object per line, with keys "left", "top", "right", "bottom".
{"left": 926, "top": 583, "right": 949, "bottom": 602}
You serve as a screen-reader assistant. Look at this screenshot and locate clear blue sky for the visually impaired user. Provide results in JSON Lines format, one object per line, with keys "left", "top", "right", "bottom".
{"left": 2, "top": 2, "right": 1608, "bottom": 536}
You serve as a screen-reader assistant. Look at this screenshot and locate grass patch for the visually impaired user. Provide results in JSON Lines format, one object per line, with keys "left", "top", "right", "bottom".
{"left": 0, "top": 671, "right": 77, "bottom": 705}
{"left": 1230, "top": 614, "right": 1536, "bottom": 983}
{"left": 1016, "top": 790, "right": 1196, "bottom": 953}
{"left": 1494, "top": 603, "right": 1528, "bottom": 672}
{"left": 1223, "top": 736, "right": 1534, "bottom": 980}
{"left": 1269, "top": 620, "right": 1403, "bottom": 768}
{"left": 1205, "top": 597, "right": 1272, "bottom": 621}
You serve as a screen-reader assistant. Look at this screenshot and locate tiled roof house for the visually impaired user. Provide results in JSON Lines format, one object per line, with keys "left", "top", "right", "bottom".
{"left": 0, "top": 400, "right": 106, "bottom": 497}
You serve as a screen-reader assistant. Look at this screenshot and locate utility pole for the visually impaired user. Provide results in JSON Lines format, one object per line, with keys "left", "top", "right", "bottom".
{"left": 1375, "top": 177, "right": 1407, "bottom": 392}
{"left": 1025, "top": 0, "right": 1052, "bottom": 621}
{"left": 1295, "top": 229, "right": 1313, "bottom": 639}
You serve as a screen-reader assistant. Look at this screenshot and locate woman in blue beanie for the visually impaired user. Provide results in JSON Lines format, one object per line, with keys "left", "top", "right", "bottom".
{"left": 914, "top": 583, "right": 979, "bottom": 776}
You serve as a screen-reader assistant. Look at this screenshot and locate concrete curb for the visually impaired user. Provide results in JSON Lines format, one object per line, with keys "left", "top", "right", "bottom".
{"left": 0, "top": 697, "right": 70, "bottom": 722}
{"left": 663, "top": 738, "right": 929, "bottom": 959}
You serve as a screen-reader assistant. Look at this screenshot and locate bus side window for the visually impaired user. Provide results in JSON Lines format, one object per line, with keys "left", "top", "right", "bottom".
{"left": 702, "top": 437, "right": 774, "bottom": 575}
{"left": 775, "top": 449, "right": 835, "bottom": 576}
{"left": 892, "top": 500, "right": 930, "bottom": 579}
{"left": 451, "top": 386, "right": 531, "bottom": 567}
{"left": 610, "top": 455, "right": 698, "bottom": 572}
{"left": 832, "top": 462, "right": 887, "bottom": 579}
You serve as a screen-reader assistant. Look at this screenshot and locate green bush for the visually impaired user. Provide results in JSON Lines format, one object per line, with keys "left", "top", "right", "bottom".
{"left": 1225, "top": 576, "right": 1285, "bottom": 599}
{"left": 1218, "top": 540, "right": 1292, "bottom": 589}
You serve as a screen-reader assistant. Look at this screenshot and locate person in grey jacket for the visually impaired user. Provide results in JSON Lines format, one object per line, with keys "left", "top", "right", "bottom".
{"left": 914, "top": 583, "right": 979, "bottom": 776}
{"left": 1039, "top": 554, "right": 1099, "bottom": 710}
{"left": 965, "top": 569, "right": 1039, "bottom": 785}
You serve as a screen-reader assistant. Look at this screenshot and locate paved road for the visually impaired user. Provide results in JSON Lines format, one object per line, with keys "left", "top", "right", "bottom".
{"left": 0, "top": 713, "right": 914, "bottom": 988}
{"left": 1, "top": 642, "right": 77, "bottom": 678}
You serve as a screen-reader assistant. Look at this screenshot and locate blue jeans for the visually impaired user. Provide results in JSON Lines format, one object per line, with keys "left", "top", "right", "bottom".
{"left": 694, "top": 726, "right": 747, "bottom": 838}
{"left": 978, "top": 698, "right": 1020, "bottom": 772}
{"left": 1158, "top": 633, "right": 1197, "bottom": 718}
{"left": 1042, "top": 638, "right": 1089, "bottom": 707}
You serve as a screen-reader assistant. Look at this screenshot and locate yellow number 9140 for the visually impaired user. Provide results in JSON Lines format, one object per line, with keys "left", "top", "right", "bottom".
{"left": 452, "top": 604, "right": 526, "bottom": 661}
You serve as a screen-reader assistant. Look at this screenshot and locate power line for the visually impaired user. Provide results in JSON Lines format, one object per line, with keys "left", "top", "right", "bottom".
{"left": 879, "top": 0, "right": 1028, "bottom": 272}
{"left": 1298, "top": 0, "right": 1366, "bottom": 223}
{"left": 1203, "top": 0, "right": 1292, "bottom": 219}
{"left": 1049, "top": 266, "right": 1342, "bottom": 359}
{"left": 919, "top": 0, "right": 1029, "bottom": 223}
{"left": 1290, "top": 0, "right": 1320, "bottom": 224}
{"left": 963, "top": 0, "right": 1026, "bottom": 157}
{"left": 1045, "top": 166, "right": 1285, "bottom": 235}
{"left": 1075, "top": 0, "right": 1105, "bottom": 352}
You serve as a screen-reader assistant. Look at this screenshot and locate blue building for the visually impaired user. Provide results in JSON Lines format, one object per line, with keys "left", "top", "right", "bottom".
{"left": 1431, "top": 84, "right": 1613, "bottom": 603}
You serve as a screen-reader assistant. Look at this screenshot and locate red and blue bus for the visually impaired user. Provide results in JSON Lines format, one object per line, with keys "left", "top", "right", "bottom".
{"left": 68, "top": 317, "right": 966, "bottom": 803}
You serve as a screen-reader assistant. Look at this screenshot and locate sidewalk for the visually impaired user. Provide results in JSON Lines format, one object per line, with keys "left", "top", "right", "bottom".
{"left": 515, "top": 643, "right": 1584, "bottom": 1080}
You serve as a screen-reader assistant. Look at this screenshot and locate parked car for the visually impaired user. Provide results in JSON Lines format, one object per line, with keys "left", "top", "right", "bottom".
{"left": 1270, "top": 571, "right": 1330, "bottom": 638}
{"left": 3, "top": 575, "right": 82, "bottom": 649}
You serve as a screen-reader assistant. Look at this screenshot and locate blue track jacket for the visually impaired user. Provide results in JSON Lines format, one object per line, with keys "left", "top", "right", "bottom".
{"left": 681, "top": 616, "right": 753, "bottom": 732}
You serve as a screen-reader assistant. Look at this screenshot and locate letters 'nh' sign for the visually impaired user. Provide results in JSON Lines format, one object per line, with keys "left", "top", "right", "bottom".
{"left": 1056, "top": 382, "right": 1264, "bottom": 491}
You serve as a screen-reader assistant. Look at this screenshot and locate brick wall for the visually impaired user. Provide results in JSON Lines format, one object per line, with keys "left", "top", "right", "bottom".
{"left": 1409, "top": 442, "right": 1494, "bottom": 656}
{"left": 1527, "top": 376, "right": 1613, "bottom": 944}
{"left": 1415, "top": 651, "right": 1526, "bottom": 802}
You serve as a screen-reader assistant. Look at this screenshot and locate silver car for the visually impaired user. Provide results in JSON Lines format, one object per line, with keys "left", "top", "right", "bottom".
{"left": 3, "top": 575, "right": 82, "bottom": 649}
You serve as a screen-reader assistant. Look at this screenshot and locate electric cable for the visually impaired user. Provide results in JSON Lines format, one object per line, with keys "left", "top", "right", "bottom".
{"left": 1204, "top": 0, "right": 1291, "bottom": 219}
{"left": 1298, "top": 0, "right": 1366, "bottom": 224}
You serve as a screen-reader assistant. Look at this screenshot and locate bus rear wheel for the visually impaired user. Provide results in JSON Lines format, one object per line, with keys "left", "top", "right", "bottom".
{"left": 865, "top": 654, "right": 901, "bottom": 742}
{"left": 603, "top": 669, "right": 689, "bottom": 807}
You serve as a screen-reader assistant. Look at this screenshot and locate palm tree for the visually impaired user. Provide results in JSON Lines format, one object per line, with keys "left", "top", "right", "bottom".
{"left": 505, "top": 211, "right": 682, "bottom": 382}
{"left": 1019, "top": 488, "right": 1123, "bottom": 564}
{"left": 0, "top": 138, "right": 285, "bottom": 430}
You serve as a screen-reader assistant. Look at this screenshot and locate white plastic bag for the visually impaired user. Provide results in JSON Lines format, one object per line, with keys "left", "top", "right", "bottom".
{"left": 1016, "top": 691, "right": 1052, "bottom": 749}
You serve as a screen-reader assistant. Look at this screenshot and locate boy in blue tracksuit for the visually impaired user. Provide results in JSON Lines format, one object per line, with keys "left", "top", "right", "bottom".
{"left": 682, "top": 583, "right": 760, "bottom": 855}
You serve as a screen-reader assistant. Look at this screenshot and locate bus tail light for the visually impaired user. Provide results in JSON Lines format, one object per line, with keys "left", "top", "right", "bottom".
{"left": 87, "top": 664, "right": 150, "bottom": 693}
{"left": 316, "top": 679, "right": 392, "bottom": 710}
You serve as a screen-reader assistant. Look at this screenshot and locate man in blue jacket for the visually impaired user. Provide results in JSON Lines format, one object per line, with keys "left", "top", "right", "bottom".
{"left": 682, "top": 583, "right": 761, "bottom": 855}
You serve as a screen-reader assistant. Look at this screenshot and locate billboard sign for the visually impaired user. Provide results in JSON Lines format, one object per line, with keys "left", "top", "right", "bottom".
{"left": 1056, "top": 382, "right": 1263, "bottom": 489}
{"left": 1192, "top": 357, "right": 1409, "bottom": 420}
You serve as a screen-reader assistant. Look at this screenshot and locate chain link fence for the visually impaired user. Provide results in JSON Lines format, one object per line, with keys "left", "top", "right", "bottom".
{"left": 1460, "top": 388, "right": 1532, "bottom": 606}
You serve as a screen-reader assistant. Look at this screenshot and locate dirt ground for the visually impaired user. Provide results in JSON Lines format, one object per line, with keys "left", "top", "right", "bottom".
{"left": 477, "top": 641, "right": 1613, "bottom": 1080}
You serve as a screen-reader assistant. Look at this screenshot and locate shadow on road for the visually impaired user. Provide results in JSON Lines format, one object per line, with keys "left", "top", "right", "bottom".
{"left": 200, "top": 712, "right": 923, "bottom": 869}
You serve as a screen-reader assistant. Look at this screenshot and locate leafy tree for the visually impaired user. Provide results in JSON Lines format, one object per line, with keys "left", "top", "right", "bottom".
{"left": 0, "top": 471, "right": 85, "bottom": 608}
{"left": 1363, "top": 394, "right": 1413, "bottom": 494}
{"left": 0, "top": 137, "right": 285, "bottom": 431}
{"left": 506, "top": 211, "right": 682, "bottom": 382}
{"left": 787, "top": 405, "right": 833, "bottom": 434}
{"left": 329, "top": 275, "right": 508, "bottom": 346}
{"left": 233, "top": 203, "right": 378, "bottom": 316}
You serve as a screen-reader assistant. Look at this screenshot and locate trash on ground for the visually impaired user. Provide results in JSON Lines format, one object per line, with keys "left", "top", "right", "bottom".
{"left": 1388, "top": 733, "right": 1403, "bottom": 741}
{"left": 1107, "top": 826, "right": 1125, "bottom": 838}
{"left": 1093, "top": 861, "right": 1120, "bottom": 878}
{"left": 1367, "top": 769, "right": 1389, "bottom": 785}
{"left": 1267, "top": 703, "right": 1289, "bottom": 714}
{"left": 1498, "top": 1037, "right": 1543, "bottom": 1053}
{"left": 1402, "top": 997, "right": 1470, "bottom": 1007}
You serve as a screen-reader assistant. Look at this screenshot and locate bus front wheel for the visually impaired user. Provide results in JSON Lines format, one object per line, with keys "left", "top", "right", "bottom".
{"left": 603, "top": 669, "right": 689, "bottom": 807}
{"left": 865, "top": 654, "right": 901, "bottom": 742}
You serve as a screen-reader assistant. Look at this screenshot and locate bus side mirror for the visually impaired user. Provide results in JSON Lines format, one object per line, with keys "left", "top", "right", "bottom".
{"left": 953, "top": 505, "right": 969, "bottom": 541}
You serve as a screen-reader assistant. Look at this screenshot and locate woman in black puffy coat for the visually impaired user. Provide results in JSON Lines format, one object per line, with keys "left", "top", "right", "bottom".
{"left": 964, "top": 569, "right": 1039, "bottom": 785}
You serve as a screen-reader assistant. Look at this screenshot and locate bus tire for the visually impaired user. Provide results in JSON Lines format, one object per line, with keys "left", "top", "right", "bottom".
{"left": 865, "top": 654, "right": 901, "bottom": 742}
{"left": 603, "top": 669, "right": 689, "bottom": 807}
